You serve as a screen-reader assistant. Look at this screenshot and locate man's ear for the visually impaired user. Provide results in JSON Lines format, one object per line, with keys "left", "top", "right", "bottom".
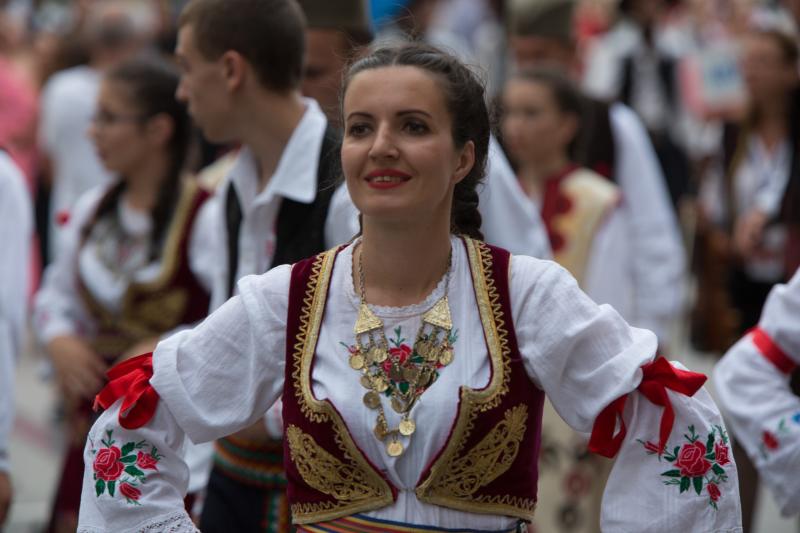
{"left": 221, "top": 50, "right": 247, "bottom": 92}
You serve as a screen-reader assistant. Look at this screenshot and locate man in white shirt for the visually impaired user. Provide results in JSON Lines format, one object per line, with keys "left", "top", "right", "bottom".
{"left": 508, "top": 0, "right": 686, "bottom": 344}
{"left": 0, "top": 151, "right": 32, "bottom": 526}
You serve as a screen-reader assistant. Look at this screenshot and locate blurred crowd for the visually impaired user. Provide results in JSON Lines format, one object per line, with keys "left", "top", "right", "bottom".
{"left": 0, "top": 0, "right": 799, "bottom": 531}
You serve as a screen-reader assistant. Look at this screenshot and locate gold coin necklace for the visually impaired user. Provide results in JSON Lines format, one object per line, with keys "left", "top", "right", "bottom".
{"left": 351, "top": 243, "right": 455, "bottom": 457}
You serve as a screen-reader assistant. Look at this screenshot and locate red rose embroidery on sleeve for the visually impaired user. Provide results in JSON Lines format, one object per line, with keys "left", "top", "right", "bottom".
{"left": 93, "top": 446, "right": 124, "bottom": 481}
{"left": 120, "top": 482, "right": 142, "bottom": 502}
{"left": 136, "top": 451, "right": 159, "bottom": 471}
{"left": 675, "top": 441, "right": 711, "bottom": 477}
{"left": 707, "top": 482, "right": 721, "bottom": 502}
{"left": 714, "top": 443, "right": 730, "bottom": 466}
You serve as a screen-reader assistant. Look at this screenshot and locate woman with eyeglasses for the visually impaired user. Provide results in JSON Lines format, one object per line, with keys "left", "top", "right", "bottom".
{"left": 33, "top": 54, "right": 213, "bottom": 532}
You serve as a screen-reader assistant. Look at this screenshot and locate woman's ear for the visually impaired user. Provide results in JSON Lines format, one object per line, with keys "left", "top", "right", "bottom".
{"left": 146, "top": 113, "right": 175, "bottom": 147}
{"left": 453, "top": 140, "right": 476, "bottom": 185}
{"left": 559, "top": 112, "right": 580, "bottom": 149}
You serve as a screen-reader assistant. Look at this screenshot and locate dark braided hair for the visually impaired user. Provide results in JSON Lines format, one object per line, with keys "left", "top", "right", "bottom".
{"left": 85, "top": 54, "right": 193, "bottom": 261}
{"left": 341, "top": 43, "right": 489, "bottom": 240}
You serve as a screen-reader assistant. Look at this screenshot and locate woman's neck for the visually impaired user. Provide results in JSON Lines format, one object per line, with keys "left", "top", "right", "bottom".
{"left": 518, "top": 154, "right": 571, "bottom": 198}
{"left": 124, "top": 152, "right": 172, "bottom": 211}
{"left": 358, "top": 215, "right": 453, "bottom": 308}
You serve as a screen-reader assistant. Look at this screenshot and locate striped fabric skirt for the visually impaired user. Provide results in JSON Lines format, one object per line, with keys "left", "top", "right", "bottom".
{"left": 296, "top": 514, "right": 527, "bottom": 533}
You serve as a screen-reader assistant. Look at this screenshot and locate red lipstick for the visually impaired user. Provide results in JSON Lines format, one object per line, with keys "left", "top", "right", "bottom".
{"left": 364, "top": 168, "right": 412, "bottom": 190}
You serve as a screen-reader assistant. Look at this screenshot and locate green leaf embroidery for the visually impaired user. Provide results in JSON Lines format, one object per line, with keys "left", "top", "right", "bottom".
{"left": 706, "top": 432, "right": 715, "bottom": 453}
{"left": 661, "top": 469, "right": 682, "bottom": 478}
{"left": 121, "top": 442, "right": 135, "bottom": 456}
{"left": 705, "top": 452, "right": 716, "bottom": 460}
{"left": 712, "top": 464, "right": 726, "bottom": 476}
{"left": 693, "top": 476, "right": 703, "bottom": 496}
{"left": 679, "top": 476, "right": 690, "bottom": 493}
{"left": 95, "top": 479, "right": 106, "bottom": 497}
{"left": 107, "top": 480, "right": 116, "bottom": 497}
{"left": 120, "top": 455, "right": 137, "bottom": 464}
{"left": 125, "top": 466, "right": 145, "bottom": 478}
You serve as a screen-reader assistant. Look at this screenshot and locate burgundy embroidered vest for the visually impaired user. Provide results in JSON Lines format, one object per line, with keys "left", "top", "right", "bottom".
{"left": 79, "top": 180, "right": 211, "bottom": 360}
{"left": 281, "top": 237, "right": 544, "bottom": 524}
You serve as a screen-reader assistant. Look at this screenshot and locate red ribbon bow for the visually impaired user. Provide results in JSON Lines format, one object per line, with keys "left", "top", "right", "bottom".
{"left": 94, "top": 353, "right": 160, "bottom": 429}
{"left": 751, "top": 327, "right": 797, "bottom": 374}
{"left": 588, "top": 357, "right": 707, "bottom": 458}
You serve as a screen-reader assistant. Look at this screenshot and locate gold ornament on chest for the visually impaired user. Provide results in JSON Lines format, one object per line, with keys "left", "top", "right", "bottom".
{"left": 350, "top": 244, "right": 456, "bottom": 458}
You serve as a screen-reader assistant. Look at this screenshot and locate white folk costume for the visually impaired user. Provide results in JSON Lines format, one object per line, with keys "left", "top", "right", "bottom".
{"left": 714, "top": 268, "right": 800, "bottom": 516}
{"left": 527, "top": 164, "right": 631, "bottom": 532}
{"left": 0, "top": 152, "right": 32, "bottom": 474}
{"left": 33, "top": 177, "right": 214, "bottom": 526}
{"left": 78, "top": 237, "right": 740, "bottom": 532}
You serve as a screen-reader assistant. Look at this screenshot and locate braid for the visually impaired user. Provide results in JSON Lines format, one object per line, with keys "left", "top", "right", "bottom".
{"left": 452, "top": 182, "right": 483, "bottom": 240}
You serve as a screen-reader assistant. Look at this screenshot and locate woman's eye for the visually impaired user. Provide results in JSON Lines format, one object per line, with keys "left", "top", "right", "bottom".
{"left": 404, "top": 120, "right": 429, "bottom": 134}
{"left": 347, "top": 123, "right": 371, "bottom": 137}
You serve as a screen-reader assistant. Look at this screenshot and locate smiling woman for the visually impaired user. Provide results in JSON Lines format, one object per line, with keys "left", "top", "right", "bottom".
{"left": 78, "top": 44, "right": 741, "bottom": 533}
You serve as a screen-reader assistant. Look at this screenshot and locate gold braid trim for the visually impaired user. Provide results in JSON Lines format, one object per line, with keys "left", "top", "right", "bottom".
{"left": 417, "top": 238, "right": 526, "bottom": 517}
{"left": 474, "top": 494, "right": 537, "bottom": 515}
{"left": 289, "top": 247, "right": 394, "bottom": 524}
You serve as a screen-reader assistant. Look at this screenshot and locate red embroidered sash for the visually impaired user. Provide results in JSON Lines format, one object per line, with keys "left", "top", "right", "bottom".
{"left": 751, "top": 327, "right": 797, "bottom": 374}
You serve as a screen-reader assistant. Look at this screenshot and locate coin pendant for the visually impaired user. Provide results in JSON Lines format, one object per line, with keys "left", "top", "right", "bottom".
{"left": 425, "top": 345, "right": 440, "bottom": 362}
{"left": 438, "top": 348, "right": 454, "bottom": 366}
{"left": 374, "top": 422, "right": 387, "bottom": 440}
{"left": 386, "top": 440, "right": 404, "bottom": 457}
{"left": 391, "top": 396, "right": 405, "bottom": 413}
{"left": 402, "top": 366, "right": 419, "bottom": 382}
{"left": 389, "top": 365, "right": 404, "bottom": 382}
{"left": 349, "top": 354, "right": 365, "bottom": 370}
{"left": 373, "top": 375, "right": 389, "bottom": 392}
{"left": 360, "top": 375, "right": 372, "bottom": 389}
{"left": 416, "top": 340, "right": 431, "bottom": 358}
{"left": 399, "top": 418, "right": 416, "bottom": 436}
{"left": 363, "top": 391, "right": 381, "bottom": 409}
{"left": 370, "top": 346, "right": 388, "bottom": 363}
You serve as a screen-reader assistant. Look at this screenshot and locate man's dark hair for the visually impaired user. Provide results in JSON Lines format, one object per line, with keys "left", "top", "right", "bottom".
{"left": 179, "top": 0, "right": 306, "bottom": 91}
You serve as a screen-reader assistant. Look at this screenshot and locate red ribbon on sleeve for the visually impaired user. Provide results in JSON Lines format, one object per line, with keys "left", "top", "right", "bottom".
{"left": 588, "top": 357, "right": 707, "bottom": 458}
{"left": 93, "top": 352, "right": 160, "bottom": 429}
{"left": 751, "top": 327, "right": 797, "bottom": 374}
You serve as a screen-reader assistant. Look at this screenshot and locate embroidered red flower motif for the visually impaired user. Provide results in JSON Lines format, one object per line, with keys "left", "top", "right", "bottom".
{"left": 93, "top": 446, "right": 124, "bottom": 481}
{"left": 675, "top": 441, "right": 711, "bottom": 478}
{"left": 642, "top": 440, "right": 662, "bottom": 454}
{"left": 763, "top": 431, "right": 779, "bottom": 450}
{"left": 119, "top": 483, "right": 141, "bottom": 501}
{"left": 707, "top": 482, "right": 721, "bottom": 502}
{"left": 136, "top": 451, "right": 159, "bottom": 471}
{"left": 55, "top": 210, "right": 70, "bottom": 226}
{"left": 389, "top": 344, "right": 411, "bottom": 365}
{"left": 714, "top": 443, "right": 730, "bottom": 466}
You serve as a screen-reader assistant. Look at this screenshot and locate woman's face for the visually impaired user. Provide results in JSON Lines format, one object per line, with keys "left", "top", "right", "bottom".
{"left": 501, "top": 78, "right": 575, "bottom": 169}
{"left": 741, "top": 34, "right": 798, "bottom": 104}
{"left": 341, "top": 65, "right": 474, "bottom": 228}
{"left": 89, "top": 79, "right": 155, "bottom": 176}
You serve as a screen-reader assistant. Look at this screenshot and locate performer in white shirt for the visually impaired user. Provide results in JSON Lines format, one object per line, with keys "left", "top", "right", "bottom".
{"left": 0, "top": 151, "right": 32, "bottom": 527}
{"left": 714, "top": 268, "right": 800, "bottom": 518}
{"left": 34, "top": 56, "right": 213, "bottom": 531}
{"left": 501, "top": 67, "right": 633, "bottom": 532}
{"left": 507, "top": 0, "right": 686, "bottom": 345}
{"left": 78, "top": 42, "right": 740, "bottom": 533}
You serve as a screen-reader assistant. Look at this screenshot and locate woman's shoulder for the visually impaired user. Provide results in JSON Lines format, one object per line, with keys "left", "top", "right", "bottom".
{"left": 509, "top": 254, "right": 583, "bottom": 301}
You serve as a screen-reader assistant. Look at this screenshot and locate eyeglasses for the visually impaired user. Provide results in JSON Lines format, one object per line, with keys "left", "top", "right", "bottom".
{"left": 91, "top": 110, "right": 148, "bottom": 127}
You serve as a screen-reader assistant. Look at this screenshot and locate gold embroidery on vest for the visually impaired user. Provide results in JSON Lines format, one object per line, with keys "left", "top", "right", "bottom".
{"left": 286, "top": 425, "right": 385, "bottom": 502}
{"left": 290, "top": 247, "right": 395, "bottom": 524}
{"left": 474, "top": 494, "right": 537, "bottom": 513}
{"left": 433, "top": 404, "right": 528, "bottom": 497}
{"left": 417, "top": 239, "right": 535, "bottom": 521}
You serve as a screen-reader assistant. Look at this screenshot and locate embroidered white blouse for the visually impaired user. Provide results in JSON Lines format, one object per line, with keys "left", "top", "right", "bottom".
{"left": 77, "top": 238, "right": 741, "bottom": 532}
{"left": 713, "top": 269, "right": 800, "bottom": 516}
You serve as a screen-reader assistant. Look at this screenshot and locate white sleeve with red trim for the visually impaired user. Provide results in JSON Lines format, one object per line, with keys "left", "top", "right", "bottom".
{"left": 713, "top": 271, "right": 800, "bottom": 516}
{"left": 510, "top": 256, "right": 742, "bottom": 532}
{"left": 78, "top": 266, "right": 290, "bottom": 531}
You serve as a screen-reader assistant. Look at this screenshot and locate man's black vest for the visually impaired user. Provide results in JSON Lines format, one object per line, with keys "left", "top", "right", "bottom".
{"left": 224, "top": 127, "right": 342, "bottom": 297}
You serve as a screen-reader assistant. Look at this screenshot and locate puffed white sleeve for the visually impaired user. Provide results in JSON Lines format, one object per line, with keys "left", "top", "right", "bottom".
{"left": 32, "top": 185, "right": 105, "bottom": 343}
{"left": 78, "top": 265, "right": 290, "bottom": 532}
{"left": 511, "top": 256, "right": 742, "bottom": 532}
{"left": 713, "top": 270, "right": 800, "bottom": 516}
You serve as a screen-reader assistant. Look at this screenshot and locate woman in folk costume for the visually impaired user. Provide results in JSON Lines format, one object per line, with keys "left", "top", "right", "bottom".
{"left": 714, "top": 267, "right": 800, "bottom": 518}
{"left": 501, "top": 68, "right": 631, "bottom": 532}
{"left": 34, "top": 55, "right": 213, "bottom": 532}
{"left": 78, "top": 44, "right": 741, "bottom": 532}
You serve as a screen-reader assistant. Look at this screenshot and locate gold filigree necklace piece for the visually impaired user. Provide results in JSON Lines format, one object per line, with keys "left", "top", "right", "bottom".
{"left": 352, "top": 243, "right": 454, "bottom": 457}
